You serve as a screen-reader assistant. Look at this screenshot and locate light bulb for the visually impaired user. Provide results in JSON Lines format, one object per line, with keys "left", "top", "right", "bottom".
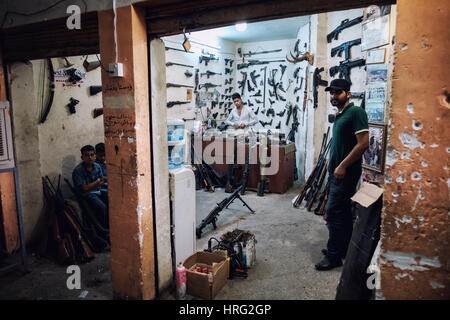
{"left": 235, "top": 22, "right": 247, "bottom": 32}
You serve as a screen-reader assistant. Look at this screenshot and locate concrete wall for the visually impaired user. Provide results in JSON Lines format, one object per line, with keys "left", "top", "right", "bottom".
{"left": 378, "top": 0, "right": 449, "bottom": 299}
{"left": 7, "top": 55, "right": 104, "bottom": 243}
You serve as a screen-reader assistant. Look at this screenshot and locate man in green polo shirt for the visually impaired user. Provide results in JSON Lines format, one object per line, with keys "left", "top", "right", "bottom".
{"left": 315, "top": 79, "right": 369, "bottom": 271}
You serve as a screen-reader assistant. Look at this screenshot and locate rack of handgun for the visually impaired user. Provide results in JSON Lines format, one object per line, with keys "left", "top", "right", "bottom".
{"left": 293, "top": 127, "right": 332, "bottom": 215}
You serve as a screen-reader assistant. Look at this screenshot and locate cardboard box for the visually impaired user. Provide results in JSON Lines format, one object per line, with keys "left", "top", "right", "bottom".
{"left": 183, "top": 250, "right": 228, "bottom": 300}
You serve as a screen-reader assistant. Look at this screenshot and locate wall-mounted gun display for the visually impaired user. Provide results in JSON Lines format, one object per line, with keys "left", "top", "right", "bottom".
{"left": 253, "top": 107, "right": 260, "bottom": 115}
{"left": 225, "top": 68, "right": 233, "bottom": 75}
{"left": 331, "top": 38, "right": 361, "bottom": 60}
{"left": 93, "top": 108, "right": 103, "bottom": 118}
{"left": 251, "top": 90, "right": 262, "bottom": 97}
{"left": 247, "top": 80, "right": 255, "bottom": 92}
{"left": 165, "top": 46, "right": 193, "bottom": 54}
{"left": 242, "top": 48, "right": 282, "bottom": 57}
{"left": 167, "top": 101, "right": 191, "bottom": 108}
{"left": 276, "top": 109, "right": 286, "bottom": 117}
{"left": 225, "top": 78, "right": 233, "bottom": 85}
{"left": 313, "top": 67, "right": 328, "bottom": 109}
{"left": 266, "top": 107, "right": 275, "bottom": 117}
{"left": 238, "top": 72, "right": 247, "bottom": 95}
{"left": 166, "top": 62, "right": 194, "bottom": 68}
{"left": 167, "top": 83, "right": 194, "bottom": 88}
{"left": 224, "top": 58, "right": 234, "bottom": 67}
{"left": 259, "top": 119, "right": 273, "bottom": 127}
{"left": 250, "top": 70, "right": 260, "bottom": 87}
{"left": 327, "top": 16, "right": 363, "bottom": 43}
{"left": 199, "top": 54, "right": 219, "bottom": 66}
{"left": 67, "top": 98, "right": 79, "bottom": 114}
{"left": 279, "top": 64, "right": 287, "bottom": 79}
{"left": 194, "top": 69, "right": 199, "bottom": 92}
{"left": 237, "top": 59, "right": 285, "bottom": 70}
{"left": 275, "top": 121, "right": 281, "bottom": 129}
{"left": 329, "top": 58, "right": 365, "bottom": 84}
{"left": 293, "top": 66, "right": 303, "bottom": 84}
{"left": 201, "top": 70, "right": 222, "bottom": 78}
{"left": 89, "top": 85, "right": 102, "bottom": 96}
{"left": 199, "top": 83, "right": 222, "bottom": 91}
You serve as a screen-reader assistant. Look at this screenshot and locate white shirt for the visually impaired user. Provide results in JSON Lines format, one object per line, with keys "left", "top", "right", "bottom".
{"left": 225, "top": 106, "right": 257, "bottom": 127}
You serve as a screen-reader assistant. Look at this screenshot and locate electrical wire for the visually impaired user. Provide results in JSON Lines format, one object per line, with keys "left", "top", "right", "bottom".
{"left": 113, "top": 0, "right": 118, "bottom": 63}
{"left": 95, "top": 54, "right": 113, "bottom": 74}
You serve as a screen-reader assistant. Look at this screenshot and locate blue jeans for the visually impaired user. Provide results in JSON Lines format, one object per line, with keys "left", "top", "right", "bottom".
{"left": 324, "top": 173, "right": 360, "bottom": 260}
{"left": 85, "top": 190, "right": 109, "bottom": 229}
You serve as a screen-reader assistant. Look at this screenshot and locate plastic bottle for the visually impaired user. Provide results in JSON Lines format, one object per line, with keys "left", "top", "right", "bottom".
{"left": 176, "top": 262, "right": 187, "bottom": 300}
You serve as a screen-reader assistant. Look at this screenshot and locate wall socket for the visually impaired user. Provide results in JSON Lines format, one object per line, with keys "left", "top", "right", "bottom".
{"left": 108, "top": 62, "right": 123, "bottom": 77}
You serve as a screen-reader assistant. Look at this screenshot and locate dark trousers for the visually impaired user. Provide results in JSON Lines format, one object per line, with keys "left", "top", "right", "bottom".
{"left": 325, "top": 173, "right": 360, "bottom": 260}
{"left": 85, "top": 190, "right": 109, "bottom": 229}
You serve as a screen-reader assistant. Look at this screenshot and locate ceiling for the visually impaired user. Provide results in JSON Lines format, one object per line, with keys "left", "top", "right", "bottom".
{"left": 191, "top": 15, "right": 311, "bottom": 43}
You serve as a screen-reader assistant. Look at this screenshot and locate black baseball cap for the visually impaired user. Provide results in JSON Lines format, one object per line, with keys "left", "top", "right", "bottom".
{"left": 325, "top": 79, "right": 351, "bottom": 92}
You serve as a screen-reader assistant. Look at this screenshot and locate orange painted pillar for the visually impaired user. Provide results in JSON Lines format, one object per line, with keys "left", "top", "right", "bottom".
{"left": 98, "top": 5, "right": 155, "bottom": 300}
{"left": 0, "top": 48, "right": 20, "bottom": 254}
{"left": 380, "top": 0, "right": 449, "bottom": 299}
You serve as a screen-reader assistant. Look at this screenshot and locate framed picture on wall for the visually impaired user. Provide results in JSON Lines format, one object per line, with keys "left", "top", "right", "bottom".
{"left": 366, "top": 48, "right": 386, "bottom": 64}
{"left": 365, "top": 101, "right": 385, "bottom": 123}
{"left": 366, "top": 64, "right": 388, "bottom": 84}
{"left": 362, "top": 122, "right": 387, "bottom": 173}
{"left": 361, "top": 15, "right": 390, "bottom": 51}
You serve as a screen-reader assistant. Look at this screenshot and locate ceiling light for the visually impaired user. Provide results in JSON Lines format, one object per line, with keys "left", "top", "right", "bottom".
{"left": 235, "top": 22, "right": 247, "bottom": 32}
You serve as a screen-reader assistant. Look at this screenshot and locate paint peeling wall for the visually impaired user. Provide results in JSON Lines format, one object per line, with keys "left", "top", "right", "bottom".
{"left": 7, "top": 55, "right": 104, "bottom": 243}
{"left": 379, "top": 0, "right": 450, "bottom": 299}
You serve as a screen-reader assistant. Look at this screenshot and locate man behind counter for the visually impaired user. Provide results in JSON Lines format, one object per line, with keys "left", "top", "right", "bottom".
{"left": 225, "top": 93, "right": 257, "bottom": 129}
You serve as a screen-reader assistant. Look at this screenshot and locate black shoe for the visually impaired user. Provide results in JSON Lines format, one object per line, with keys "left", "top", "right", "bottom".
{"left": 321, "top": 249, "right": 346, "bottom": 259}
{"left": 315, "top": 256, "right": 342, "bottom": 271}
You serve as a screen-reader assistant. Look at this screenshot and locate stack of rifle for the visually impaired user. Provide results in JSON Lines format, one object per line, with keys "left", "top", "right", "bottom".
{"left": 293, "top": 127, "right": 332, "bottom": 213}
{"left": 41, "top": 175, "right": 96, "bottom": 265}
{"left": 191, "top": 135, "right": 227, "bottom": 192}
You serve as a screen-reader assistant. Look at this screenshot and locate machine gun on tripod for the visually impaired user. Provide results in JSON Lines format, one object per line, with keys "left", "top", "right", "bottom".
{"left": 196, "top": 185, "right": 255, "bottom": 238}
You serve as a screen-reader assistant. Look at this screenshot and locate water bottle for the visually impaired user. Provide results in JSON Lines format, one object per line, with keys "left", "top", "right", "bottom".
{"left": 176, "top": 262, "right": 187, "bottom": 300}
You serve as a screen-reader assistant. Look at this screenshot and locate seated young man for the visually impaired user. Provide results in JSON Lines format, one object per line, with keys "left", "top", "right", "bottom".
{"left": 95, "top": 142, "right": 107, "bottom": 189}
{"left": 72, "top": 145, "right": 109, "bottom": 229}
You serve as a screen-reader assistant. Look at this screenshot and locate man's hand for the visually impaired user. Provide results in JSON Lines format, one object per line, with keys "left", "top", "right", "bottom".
{"left": 334, "top": 164, "right": 346, "bottom": 179}
{"left": 240, "top": 123, "right": 246, "bottom": 129}
{"left": 234, "top": 123, "right": 239, "bottom": 129}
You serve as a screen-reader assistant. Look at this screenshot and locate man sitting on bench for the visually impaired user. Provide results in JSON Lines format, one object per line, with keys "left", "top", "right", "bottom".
{"left": 72, "top": 145, "right": 109, "bottom": 229}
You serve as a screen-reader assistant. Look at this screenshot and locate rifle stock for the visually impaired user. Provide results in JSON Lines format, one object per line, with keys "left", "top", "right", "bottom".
{"left": 93, "top": 108, "right": 103, "bottom": 118}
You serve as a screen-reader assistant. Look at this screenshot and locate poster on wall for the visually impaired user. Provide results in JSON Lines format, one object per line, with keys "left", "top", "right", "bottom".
{"left": 366, "top": 48, "right": 386, "bottom": 64}
{"left": 361, "top": 15, "right": 390, "bottom": 51}
{"left": 366, "top": 82, "right": 386, "bottom": 101}
{"left": 365, "top": 101, "right": 385, "bottom": 123}
{"left": 362, "top": 122, "right": 387, "bottom": 173}
{"left": 366, "top": 64, "right": 388, "bottom": 84}
{"left": 54, "top": 68, "right": 86, "bottom": 87}
{"left": 363, "top": 5, "right": 391, "bottom": 22}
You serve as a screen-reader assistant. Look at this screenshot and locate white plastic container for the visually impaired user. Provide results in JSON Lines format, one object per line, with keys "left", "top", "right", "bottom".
{"left": 167, "top": 118, "right": 185, "bottom": 143}
{"left": 168, "top": 141, "right": 185, "bottom": 169}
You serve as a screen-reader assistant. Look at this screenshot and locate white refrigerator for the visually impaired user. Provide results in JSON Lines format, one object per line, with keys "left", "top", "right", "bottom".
{"left": 169, "top": 166, "right": 196, "bottom": 265}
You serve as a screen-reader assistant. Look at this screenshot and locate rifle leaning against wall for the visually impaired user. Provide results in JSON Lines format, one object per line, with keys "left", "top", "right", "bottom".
{"left": 293, "top": 127, "right": 331, "bottom": 208}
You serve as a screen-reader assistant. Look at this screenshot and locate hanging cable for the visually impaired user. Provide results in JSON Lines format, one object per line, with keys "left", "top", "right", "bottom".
{"left": 113, "top": 0, "right": 118, "bottom": 63}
